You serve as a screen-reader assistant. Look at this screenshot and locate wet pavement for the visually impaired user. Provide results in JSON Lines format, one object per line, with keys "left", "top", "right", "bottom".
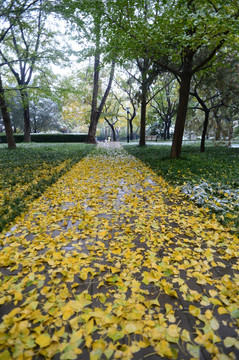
{"left": 0, "top": 142, "right": 238, "bottom": 359}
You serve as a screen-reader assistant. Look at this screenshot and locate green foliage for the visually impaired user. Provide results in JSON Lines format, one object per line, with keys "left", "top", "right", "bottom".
{"left": 0, "top": 143, "right": 94, "bottom": 232}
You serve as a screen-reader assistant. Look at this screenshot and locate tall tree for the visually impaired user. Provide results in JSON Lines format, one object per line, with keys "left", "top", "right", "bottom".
{"left": 0, "top": 0, "right": 39, "bottom": 148}
{"left": 150, "top": 78, "right": 177, "bottom": 140}
{"left": 0, "top": 0, "right": 53, "bottom": 142}
{"left": 0, "top": 74, "right": 16, "bottom": 148}
{"left": 114, "top": 71, "right": 140, "bottom": 141}
{"left": 103, "top": 101, "right": 121, "bottom": 141}
{"left": 54, "top": 0, "right": 116, "bottom": 143}
{"left": 105, "top": 0, "right": 239, "bottom": 157}
{"left": 190, "top": 75, "right": 224, "bottom": 152}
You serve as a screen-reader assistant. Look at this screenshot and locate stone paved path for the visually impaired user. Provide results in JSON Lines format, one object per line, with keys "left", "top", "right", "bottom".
{"left": 0, "top": 143, "right": 238, "bottom": 359}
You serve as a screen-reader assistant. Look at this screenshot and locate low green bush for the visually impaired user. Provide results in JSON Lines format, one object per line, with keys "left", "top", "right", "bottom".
{"left": 0, "top": 133, "right": 88, "bottom": 143}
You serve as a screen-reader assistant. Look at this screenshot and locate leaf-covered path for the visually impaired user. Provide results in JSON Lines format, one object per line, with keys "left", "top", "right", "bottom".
{"left": 0, "top": 143, "right": 238, "bottom": 360}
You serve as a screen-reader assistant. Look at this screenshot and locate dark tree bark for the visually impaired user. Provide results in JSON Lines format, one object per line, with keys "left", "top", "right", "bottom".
{"left": 105, "top": 117, "right": 117, "bottom": 141}
{"left": 139, "top": 80, "right": 147, "bottom": 146}
{"left": 170, "top": 71, "right": 192, "bottom": 158}
{"left": 129, "top": 120, "right": 134, "bottom": 140}
{"left": 163, "top": 120, "right": 171, "bottom": 140}
{"left": 0, "top": 75, "right": 16, "bottom": 149}
{"left": 114, "top": 78, "right": 138, "bottom": 141}
{"left": 150, "top": 83, "right": 176, "bottom": 141}
{"left": 137, "top": 57, "right": 160, "bottom": 147}
{"left": 86, "top": 52, "right": 100, "bottom": 144}
{"left": 20, "top": 88, "right": 31, "bottom": 142}
{"left": 86, "top": 59, "right": 115, "bottom": 143}
{"left": 200, "top": 110, "right": 210, "bottom": 152}
{"left": 190, "top": 80, "right": 225, "bottom": 153}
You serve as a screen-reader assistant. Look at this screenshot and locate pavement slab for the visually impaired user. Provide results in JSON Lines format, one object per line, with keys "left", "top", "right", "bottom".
{"left": 0, "top": 142, "right": 238, "bottom": 360}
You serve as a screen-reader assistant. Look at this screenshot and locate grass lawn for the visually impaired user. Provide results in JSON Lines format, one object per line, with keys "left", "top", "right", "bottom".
{"left": 124, "top": 143, "right": 239, "bottom": 232}
{"left": 0, "top": 143, "right": 94, "bottom": 232}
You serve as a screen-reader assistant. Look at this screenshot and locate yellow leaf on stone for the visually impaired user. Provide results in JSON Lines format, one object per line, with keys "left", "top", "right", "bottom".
{"left": 62, "top": 304, "right": 75, "bottom": 320}
{"left": 210, "top": 318, "right": 220, "bottom": 331}
{"left": 155, "top": 339, "right": 176, "bottom": 358}
{"left": 0, "top": 350, "right": 11, "bottom": 360}
{"left": 218, "top": 307, "right": 228, "bottom": 315}
{"left": 74, "top": 348, "right": 82, "bottom": 355}
{"left": 181, "top": 329, "right": 191, "bottom": 342}
{"left": 79, "top": 271, "right": 88, "bottom": 281}
{"left": 56, "top": 326, "right": 65, "bottom": 338}
{"left": 205, "top": 310, "right": 213, "bottom": 320}
{"left": 69, "top": 317, "right": 79, "bottom": 331}
{"left": 217, "top": 262, "right": 226, "bottom": 268}
{"left": 85, "top": 319, "right": 94, "bottom": 335}
{"left": 186, "top": 343, "right": 200, "bottom": 358}
{"left": 189, "top": 305, "right": 200, "bottom": 317}
{"left": 59, "top": 288, "right": 70, "bottom": 299}
{"left": 209, "top": 297, "right": 222, "bottom": 306}
{"left": 162, "top": 283, "right": 178, "bottom": 298}
{"left": 92, "top": 339, "right": 106, "bottom": 351}
{"left": 125, "top": 323, "right": 137, "bottom": 334}
{"left": 35, "top": 333, "right": 51, "bottom": 348}
{"left": 18, "top": 320, "right": 29, "bottom": 332}
{"left": 167, "top": 324, "right": 180, "bottom": 338}
{"left": 0, "top": 296, "right": 6, "bottom": 305}
{"left": 70, "top": 329, "right": 83, "bottom": 344}
{"left": 209, "top": 289, "right": 217, "bottom": 297}
{"left": 85, "top": 335, "right": 93, "bottom": 348}
{"left": 110, "top": 267, "right": 120, "bottom": 274}
{"left": 14, "top": 292, "right": 23, "bottom": 302}
{"left": 224, "top": 337, "right": 236, "bottom": 348}
{"left": 33, "top": 326, "right": 42, "bottom": 335}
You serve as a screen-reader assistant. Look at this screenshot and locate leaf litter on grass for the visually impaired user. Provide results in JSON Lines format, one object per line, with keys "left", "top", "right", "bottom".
{"left": 0, "top": 145, "right": 238, "bottom": 359}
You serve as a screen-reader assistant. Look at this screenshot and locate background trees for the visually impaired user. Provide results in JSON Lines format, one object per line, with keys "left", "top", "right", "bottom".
{"left": 1, "top": 0, "right": 49, "bottom": 141}
{"left": 0, "top": 0, "right": 40, "bottom": 148}
{"left": 0, "top": 0, "right": 238, "bottom": 155}
{"left": 103, "top": 0, "right": 239, "bottom": 157}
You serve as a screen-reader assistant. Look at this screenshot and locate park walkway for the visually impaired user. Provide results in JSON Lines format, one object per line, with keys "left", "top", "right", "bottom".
{"left": 0, "top": 143, "right": 238, "bottom": 359}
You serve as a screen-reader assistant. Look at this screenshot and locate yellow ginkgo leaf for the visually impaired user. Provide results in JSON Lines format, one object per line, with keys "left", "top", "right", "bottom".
{"left": 218, "top": 307, "right": 228, "bottom": 315}
{"left": 189, "top": 305, "right": 200, "bottom": 317}
{"left": 167, "top": 324, "right": 180, "bottom": 338}
{"left": 35, "top": 333, "right": 51, "bottom": 348}
{"left": 181, "top": 329, "right": 191, "bottom": 342}
{"left": 224, "top": 337, "right": 236, "bottom": 348}
{"left": 125, "top": 323, "right": 137, "bottom": 334}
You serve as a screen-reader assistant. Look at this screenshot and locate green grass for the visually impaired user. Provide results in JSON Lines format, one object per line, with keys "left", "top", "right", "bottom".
{"left": 0, "top": 143, "right": 94, "bottom": 232}
{"left": 124, "top": 144, "right": 239, "bottom": 187}
{"left": 124, "top": 144, "right": 239, "bottom": 231}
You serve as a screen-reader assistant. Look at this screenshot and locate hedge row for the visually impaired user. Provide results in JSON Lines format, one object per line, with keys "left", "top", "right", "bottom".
{"left": 0, "top": 133, "right": 88, "bottom": 143}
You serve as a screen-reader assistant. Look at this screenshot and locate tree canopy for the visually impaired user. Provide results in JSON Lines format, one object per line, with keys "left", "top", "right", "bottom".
{"left": 0, "top": 0, "right": 238, "bottom": 155}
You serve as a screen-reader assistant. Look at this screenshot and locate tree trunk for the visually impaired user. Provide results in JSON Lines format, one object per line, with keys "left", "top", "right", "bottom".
{"left": 200, "top": 110, "right": 210, "bottom": 153}
{"left": 129, "top": 120, "right": 133, "bottom": 140}
{"left": 87, "top": 58, "right": 115, "bottom": 144}
{"left": 20, "top": 88, "right": 31, "bottom": 142}
{"left": 215, "top": 117, "right": 221, "bottom": 140}
{"left": 86, "top": 52, "right": 100, "bottom": 144}
{"left": 0, "top": 75, "right": 16, "bottom": 149}
{"left": 139, "top": 81, "right": 147, "bottom": 146}
{"left": 170, "top": 72, "right": 192, "bottom": 158}
{"left": 166, "top": 119, "right": 171, "bottom": 139}
{"left": 163, "top": 120, "right": 167, "bottom": 140}
{"left": 105, "top": 118, "right": 117, "bottom": 141}
{"left": 111, "top": 125, "right": 116, "bottom": 141}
